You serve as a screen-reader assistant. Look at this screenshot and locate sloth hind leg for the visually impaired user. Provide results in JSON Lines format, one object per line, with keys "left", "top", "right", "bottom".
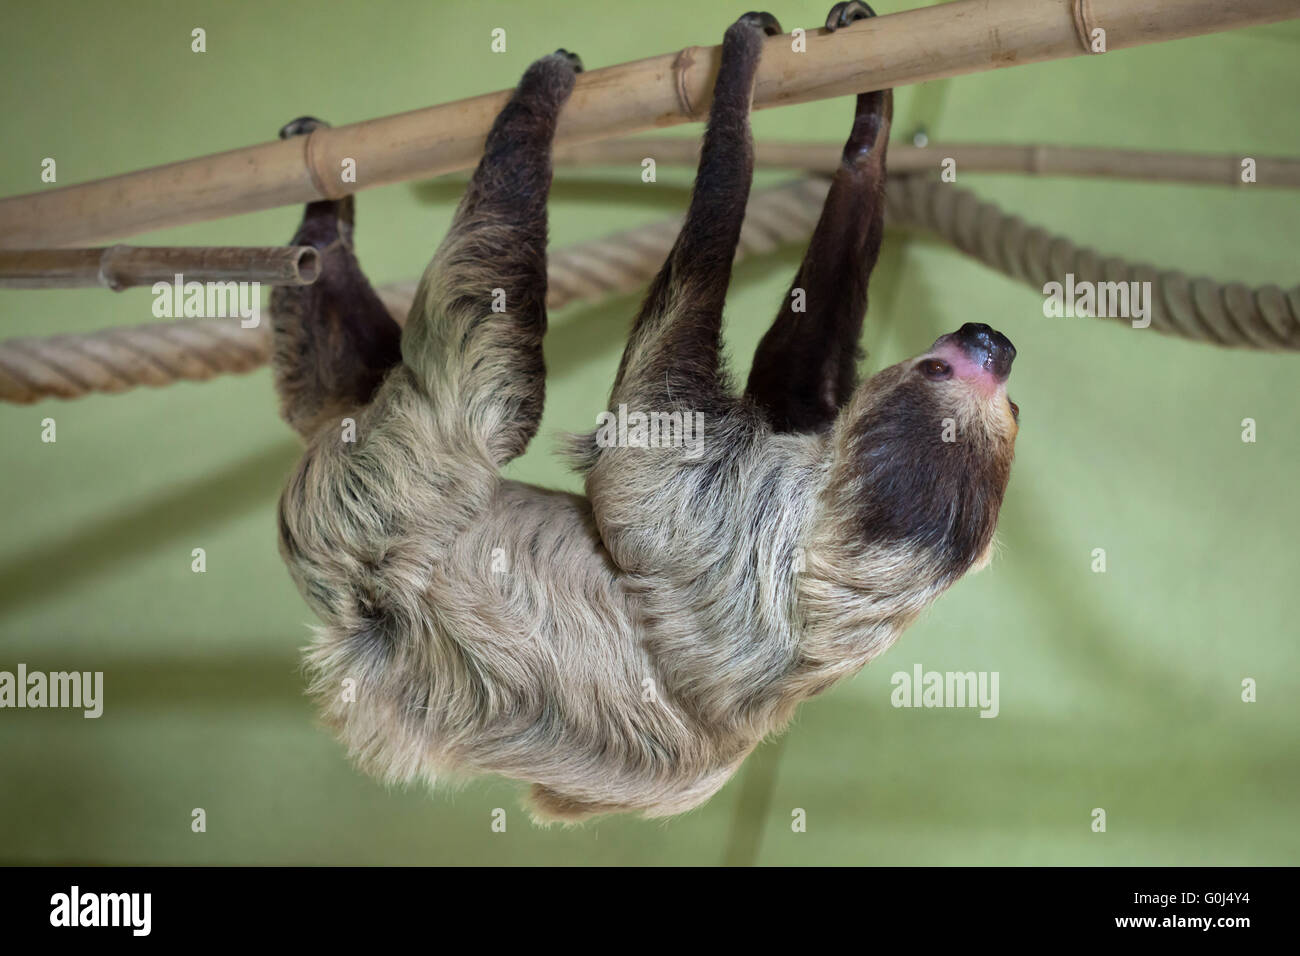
{"left": 269, "top": 117, "right": 403, "bottom": 440}
{"left": 402, "top": 51, "right": 581, "bottom": 468}
{"left": 745, "top": 0, "right": 893, "bottom": 433}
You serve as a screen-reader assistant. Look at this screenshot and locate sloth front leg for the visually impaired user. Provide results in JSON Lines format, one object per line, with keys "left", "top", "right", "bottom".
{"left": 403, "top": 50, "right": 581, "bottom": 468}
{"left": 745, "top": 0, "right": 893, "bottom": 433}
{"left": 269, "top": 117, "right": 403, "bottom": 440}
{"left": 607, "top": 11, "right": 781, "bottom": 416}
{"left": 577, "top": 13, "right": 781, "bottom": 574}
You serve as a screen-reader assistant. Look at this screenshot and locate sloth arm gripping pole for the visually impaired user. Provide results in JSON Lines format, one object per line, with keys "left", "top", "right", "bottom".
{"left": 745, "top": 1, "right": 894, "bottom": 434}
{"left": 609, "top": 12, "right": 781, "bottom": 415}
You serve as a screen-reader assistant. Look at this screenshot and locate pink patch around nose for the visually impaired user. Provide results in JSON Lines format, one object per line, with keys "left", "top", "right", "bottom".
{"left": 931, "top": 342, "right": 1005, "bottom": 397}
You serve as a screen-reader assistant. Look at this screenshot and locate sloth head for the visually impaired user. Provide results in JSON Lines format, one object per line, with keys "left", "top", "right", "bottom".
{"left": 823, "top": 322, "right": 1019, "bottom": 587}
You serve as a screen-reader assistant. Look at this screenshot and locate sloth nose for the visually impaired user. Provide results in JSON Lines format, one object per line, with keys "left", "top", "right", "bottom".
{"left": 953, "top": 323, "right": 1015, "bottom": 381}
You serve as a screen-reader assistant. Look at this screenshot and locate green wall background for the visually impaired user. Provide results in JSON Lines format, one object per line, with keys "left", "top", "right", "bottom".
{"left": 1, "top": 0, "right": 1297, "bottom": 865}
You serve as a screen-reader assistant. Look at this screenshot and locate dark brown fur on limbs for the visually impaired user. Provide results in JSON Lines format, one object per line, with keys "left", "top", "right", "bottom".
{"left": 270, "top": 4, "right": 1019, "bottom": 822}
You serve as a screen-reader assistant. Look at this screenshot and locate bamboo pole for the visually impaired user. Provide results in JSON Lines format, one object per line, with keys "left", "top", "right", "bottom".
{"left": 8, "top": 137, "right": 1289, "bottom": 291}
{"left": 0, "top": 246, "right": 320, "bottom": 290}
{"left": 557, "top": 139, "right": 1300, "bottom": 188}
{"left": 0, "top": 0, "right": 1294, "bottom": 250}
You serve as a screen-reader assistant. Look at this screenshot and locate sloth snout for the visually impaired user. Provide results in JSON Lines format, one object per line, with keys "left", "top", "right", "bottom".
{"left": 932, "top": 323, "right": 1016, "bottom": 384}
{"left": 953, "top": 322, "right": 1015, "bottom": 381}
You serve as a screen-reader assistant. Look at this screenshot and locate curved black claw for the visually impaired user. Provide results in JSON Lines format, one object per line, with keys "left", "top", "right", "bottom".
{"left": 554, "top": 48, "right": 584, "bottom": 73}
{"left": 826, "top": 0, "right": 876, "bottom": 31}
{"left": 279, "top": 116, "right": 329, "bottom": 140}
{"left": 738, "top": 11, "right": 783, "bottom": 36}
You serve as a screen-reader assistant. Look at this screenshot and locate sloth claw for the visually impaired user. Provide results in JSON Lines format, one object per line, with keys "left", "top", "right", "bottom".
{"left": 826, "top": 0, "right": 876, "bottom": 31}
{"left": 553, "top": 48, "right": 584, "bottom": 73}
{"left": 827, "top": 0, "right": 890, "bottom": 162}
{"left": 737, "top": 11, "right": 783, "bottom": 36}
{"left": 278, "top": 116, "right": 329, "bottom": 140}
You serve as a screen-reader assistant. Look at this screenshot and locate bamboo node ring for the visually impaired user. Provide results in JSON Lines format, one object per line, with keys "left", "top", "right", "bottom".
{"left": 303, "top": 128, "right": 347, "bottom": 201}
{"left": 1072, "top": 0, "right": 1099, "bottom": 53}
{"left": 97, "top": 244, "right": 129, "bottom": 292}
{"left": 1030, "top": 144, "right": 1048, "bottom": 174}
{"left": 673, "top": 47, "right": 701, "bottom": 119}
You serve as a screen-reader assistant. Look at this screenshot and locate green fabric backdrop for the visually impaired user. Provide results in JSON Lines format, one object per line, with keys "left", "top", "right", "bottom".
{"left": 1, "top": 0, "right": 1296, "bottom": 865}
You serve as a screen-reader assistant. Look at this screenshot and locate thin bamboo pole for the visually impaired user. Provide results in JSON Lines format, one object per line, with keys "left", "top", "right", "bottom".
{"left": 0, "top": 246, "right": 320, "bottom": 290}
{"left": 557, "top": 139, "right": 1300, "bottom": 188}
{"left": 0, "top": 0, "right": 1294, "bottom": 249}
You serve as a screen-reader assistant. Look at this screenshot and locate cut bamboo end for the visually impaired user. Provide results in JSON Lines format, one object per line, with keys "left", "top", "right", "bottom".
{"left": 0, "top": 246, "right": 320, "bottom": 290}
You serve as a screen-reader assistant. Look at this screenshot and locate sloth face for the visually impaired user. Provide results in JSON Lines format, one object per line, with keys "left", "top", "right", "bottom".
{"left": 834, "top": 323, "right": 1019, "bottom": 580}
{"left": 919, "top": 322, "right": 1019, "bottom": 439}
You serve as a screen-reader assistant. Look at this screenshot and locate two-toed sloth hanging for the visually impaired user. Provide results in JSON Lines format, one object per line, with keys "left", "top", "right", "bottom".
{"left": 270, "top": 3, "right": 1019, "bottom": 821}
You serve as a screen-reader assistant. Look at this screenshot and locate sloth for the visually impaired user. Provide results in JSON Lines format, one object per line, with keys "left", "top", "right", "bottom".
{"left": 270, "top": 2, "right": 1019, "bottom": 821}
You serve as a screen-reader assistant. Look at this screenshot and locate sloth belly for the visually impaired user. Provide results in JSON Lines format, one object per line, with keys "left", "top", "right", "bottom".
{"left": 310, "top": 478, "right": 743, "bottom": 817}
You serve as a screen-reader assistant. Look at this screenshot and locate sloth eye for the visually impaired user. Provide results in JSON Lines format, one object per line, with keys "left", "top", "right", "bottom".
{"left": 919, "top": 359, "right": 952, "bottom": 380}
{"left": 1009, "top": 399, "right": 1020, "bottom": 422}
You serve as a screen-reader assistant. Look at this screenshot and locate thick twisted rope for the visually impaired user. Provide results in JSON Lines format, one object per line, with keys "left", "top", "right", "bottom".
{"left": 2, "top": 176, "right": 1296, "bottom": 403}
{"left": 0, "top": 315, "right": 270, "bottom": 402}
{"left": 887, "top": 177, "right": 1300, "bottom": 350}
